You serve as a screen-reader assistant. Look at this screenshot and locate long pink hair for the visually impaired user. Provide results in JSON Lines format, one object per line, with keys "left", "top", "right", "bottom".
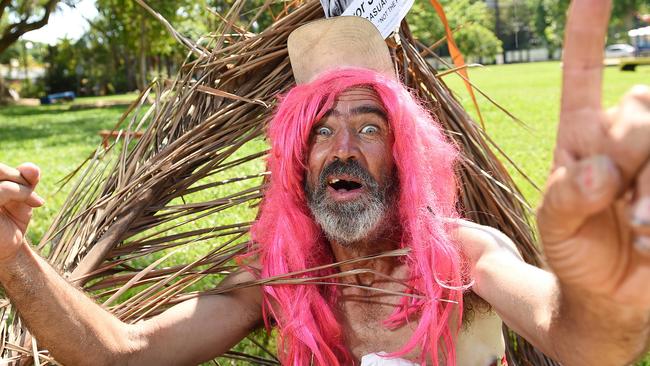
{"left": 249, "top": 68, "right": 465, "bottom": 365}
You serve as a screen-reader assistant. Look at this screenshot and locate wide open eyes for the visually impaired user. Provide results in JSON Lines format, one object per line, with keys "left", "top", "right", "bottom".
{"left": 360, "top": 125, "right": 379, "bottom": 134}
{"left": 315, "top": 126, "right": 333, "bottom": 137}
{"left": 312, "top": 123, "right": 381, "bottom": 139}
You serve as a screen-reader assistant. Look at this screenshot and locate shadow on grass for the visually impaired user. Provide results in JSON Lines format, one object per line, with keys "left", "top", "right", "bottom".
{"left": 0, "top": 104, "right": 128, "bottom": 117}
{"left": 0, "top": 105, "right": 130, "bottom": 148}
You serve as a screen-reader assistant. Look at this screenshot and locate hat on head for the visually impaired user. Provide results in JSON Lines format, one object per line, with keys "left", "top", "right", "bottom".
{"left": 287, "top": 16, "right": 395, "bottom": 84}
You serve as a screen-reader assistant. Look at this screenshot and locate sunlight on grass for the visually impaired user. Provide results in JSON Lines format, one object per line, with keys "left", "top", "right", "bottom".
{"left": 444, "top": 62, "right": 650, "bottom": 206}
{"left": 75, "top": 92, "right": 141, "bottom": 104}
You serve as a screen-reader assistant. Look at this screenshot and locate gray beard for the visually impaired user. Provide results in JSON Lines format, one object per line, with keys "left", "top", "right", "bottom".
{"left": 305, "top": 161, "right": 398, "bottom": 246}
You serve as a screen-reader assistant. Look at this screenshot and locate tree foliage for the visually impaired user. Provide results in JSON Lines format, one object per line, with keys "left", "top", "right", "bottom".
{"left": 609, "top": 0, "right": 650, "bottom": 42}
{"left": 39, "top": 0, "right": 299, "bottom": 95}
{"left": 89, "top": 0, "right": 207, "bottom": 91}
{"left": 407, "top": 0, "right": 502, "bottom": 60}
{"left": 23, "top": 0, "right": 650, "bottom": 97}
{"left": 41, "top": 0, "right": 218, "bottom": 95}
{"left": 496, "top": 0, "right": 648, "bottom": 54}
{"left": 0, "top": 0, "right": 79, "bottom": 55}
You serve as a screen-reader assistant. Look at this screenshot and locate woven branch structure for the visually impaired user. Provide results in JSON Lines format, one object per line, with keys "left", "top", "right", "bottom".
{"left": 0, "top": 1, "right": 559, "bottom": 365}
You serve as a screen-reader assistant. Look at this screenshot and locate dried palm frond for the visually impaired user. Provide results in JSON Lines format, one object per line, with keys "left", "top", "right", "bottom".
{"left": 1, "top": 1, "right": 557, "bottom": 365}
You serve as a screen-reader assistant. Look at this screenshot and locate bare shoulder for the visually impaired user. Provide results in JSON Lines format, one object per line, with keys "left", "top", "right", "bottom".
{"left": 448, "top": 219, "right": 523, "bottom": 266}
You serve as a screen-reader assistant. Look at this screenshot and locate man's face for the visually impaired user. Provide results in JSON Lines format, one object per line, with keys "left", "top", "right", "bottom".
{"left": 305, "top": 87, "right": 398, "bottom": 246}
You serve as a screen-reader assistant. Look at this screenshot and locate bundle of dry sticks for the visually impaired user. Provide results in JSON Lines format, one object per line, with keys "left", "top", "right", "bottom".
{"left": 0, "top": 1, "right": 557, "bottom": 365}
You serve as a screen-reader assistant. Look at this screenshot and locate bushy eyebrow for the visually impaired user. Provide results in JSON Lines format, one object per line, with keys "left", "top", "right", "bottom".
{"left": 322, "top": 105, "right": 388, "bottom": 121}
{"left": 350, "top": 105, "right": 388, "bottom": 120}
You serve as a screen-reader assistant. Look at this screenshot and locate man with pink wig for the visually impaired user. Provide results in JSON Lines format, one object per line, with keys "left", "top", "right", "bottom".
{"left": 0, "top": 0, "right": 649, "bottom": 365}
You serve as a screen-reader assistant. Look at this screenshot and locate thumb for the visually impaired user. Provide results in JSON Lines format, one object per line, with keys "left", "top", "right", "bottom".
{"left": 537, "top": 155, "right": 621, "bottom": 244}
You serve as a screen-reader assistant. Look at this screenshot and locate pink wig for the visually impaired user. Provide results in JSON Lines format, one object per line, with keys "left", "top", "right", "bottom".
{"left": 249, "top": 68, "right": 465, "bottom": 365}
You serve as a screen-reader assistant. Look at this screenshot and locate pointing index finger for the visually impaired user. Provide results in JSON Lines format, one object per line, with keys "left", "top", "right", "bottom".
{"left": 561, "top": 0, "right": 612, "bottom": 114}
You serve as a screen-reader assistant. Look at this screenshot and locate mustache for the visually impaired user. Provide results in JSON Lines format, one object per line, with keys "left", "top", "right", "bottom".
{"left": 305, "top": 159, "right": 399, "bottom": 246}
{"left": 316, "top": 159, "right": 378, "bottom": 190}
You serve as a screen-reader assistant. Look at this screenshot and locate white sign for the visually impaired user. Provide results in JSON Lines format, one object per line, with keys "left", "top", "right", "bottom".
{"left": 341, "top": 0, "right": 415, "bottom": 39}
{"left": 320, "top": 0, "right": 354, "bottom": 17}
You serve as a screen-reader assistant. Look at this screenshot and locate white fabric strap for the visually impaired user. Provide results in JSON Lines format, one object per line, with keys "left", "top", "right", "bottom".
{"left": 360, "top": 352, "right": 419, "bottom": 366}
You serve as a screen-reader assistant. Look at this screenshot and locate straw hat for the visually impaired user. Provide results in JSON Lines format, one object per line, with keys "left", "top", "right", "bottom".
{"left": 287, "top": 16, "right": 395, "bottom": 84}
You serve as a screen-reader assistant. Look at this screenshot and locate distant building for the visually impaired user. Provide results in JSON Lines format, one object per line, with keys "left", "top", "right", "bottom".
{"left": 0, "top": 61, "right": 46, "bottom": 81}
{"left": 484, "top": 0, "right": 498, "bottom": 9}
{"left": 629, "top": 26, "right": 650, "bottom": 56}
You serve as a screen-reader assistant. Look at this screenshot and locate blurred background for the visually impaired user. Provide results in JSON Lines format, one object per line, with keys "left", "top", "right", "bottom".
{"left": 0, "top": 0, "right": 648, "bottom": 101}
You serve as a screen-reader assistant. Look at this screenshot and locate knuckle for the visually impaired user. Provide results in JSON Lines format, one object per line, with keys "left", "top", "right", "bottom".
{"left": 608, "top": 108, "right": 650, "bottom": 141}
{"left": 541, "top": 174, "right": 570, "bottom": 215}
{"left": 628, "top": 84, "right": 650, "bottom": 98}
{"left": 545, "top": 186, "right": 570, "bottom": 215}
{"left": 0, "top": 183, "right": 10, "bottom": 200}
{"left": 0, "top": 181, "right": 20, "bottom": 196}
{"left": 0, "top": 164, "right": 20, "bottom": 182}
{"left": 0, "top": 163, "right": 9, "bottom": 177}
{"left": 637, "top": 163, "right": 650, "bottom": 188}
{"left": 605, "top": 106, "right": 618, "bottom": 117}
{"left": 630, "top": 223, "right": 650, "bottom": 237}
{"left": 623, "top": 85, "right": 650, "bottom": 109}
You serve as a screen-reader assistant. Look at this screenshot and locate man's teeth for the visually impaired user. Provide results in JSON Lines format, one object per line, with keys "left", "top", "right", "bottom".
{"left": 330, "top": 178, "right": 340, "bottom": 184}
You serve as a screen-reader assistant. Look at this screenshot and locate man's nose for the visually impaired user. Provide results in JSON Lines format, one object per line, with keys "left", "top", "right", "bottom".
{"left": 332, "top": 128, "right": 358, "bottom": 162}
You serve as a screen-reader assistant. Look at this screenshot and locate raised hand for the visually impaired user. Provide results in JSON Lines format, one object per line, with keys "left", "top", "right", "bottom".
{"left": 537, "top": 0, "right": 650, "bottom": 308}
{"left": 0, "top": 163, "right": 44, "bottom": 262}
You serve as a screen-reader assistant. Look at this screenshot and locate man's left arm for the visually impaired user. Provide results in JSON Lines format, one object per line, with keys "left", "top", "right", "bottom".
{"left": 463, "top": 0, "right": 650, "bottom": 364}
{"left": 461, "top": 221, "right": 650, "bottom": 365}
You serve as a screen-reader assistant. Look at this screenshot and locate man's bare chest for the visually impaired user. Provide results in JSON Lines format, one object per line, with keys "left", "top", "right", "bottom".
{"left": 338, "top": 293, "right": 506, "bottom": 365}
{"left": 339, "top": 292, "right": 419, "bottom": 362}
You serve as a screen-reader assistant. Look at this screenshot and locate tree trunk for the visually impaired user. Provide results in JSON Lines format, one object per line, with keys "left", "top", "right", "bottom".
{"left": 138, "top": 15, "right": 147, "bottom": 91}
{"left": 494, "top": 0, "right": 507, "bottom": 64}
{"left": 0, "top": 0, "right": 60, "bottom": 54}
{"left": 166, "top": 56, "right": 173, "bottom": 78}
{"left": 0, "top": 75, "right": 6, "bottom": 104}
{"left": 125, "top": 52, "right": 137, "bottom": 92}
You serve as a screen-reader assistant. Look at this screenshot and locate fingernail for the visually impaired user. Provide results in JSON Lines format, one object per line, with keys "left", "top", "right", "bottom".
{"left": 631, "top": 197, "right": 650, "bottom": 227}
{"left": 634, "top": 236, "right": 650, "bottom": 255}
{"left": 35, "top": 193, "right": 45, "bottom": 205}
{"left": 577, "top": 156, "right": 611, "bottom": 196}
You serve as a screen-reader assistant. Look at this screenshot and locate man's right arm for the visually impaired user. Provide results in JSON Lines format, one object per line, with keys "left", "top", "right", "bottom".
{"left": 0, "top": 245, "right": 263, "bottom": 366}
{"left": 0, "top": 162, "right": 263, "bottom": 365}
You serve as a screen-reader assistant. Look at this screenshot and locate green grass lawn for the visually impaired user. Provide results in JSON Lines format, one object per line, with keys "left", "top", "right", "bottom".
{"left": 444, "top": 62, "right": 650, "bottom": 206}
{"left": 72, "top": 92, "right": 141, "bottom": 104}
{"left": 1, "top": 62, "right": 649, "bottom": 364}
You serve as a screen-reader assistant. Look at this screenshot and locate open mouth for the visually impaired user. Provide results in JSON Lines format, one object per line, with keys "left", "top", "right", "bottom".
{"left": 328, "top": 176, "right": 363, "bottom": 192}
